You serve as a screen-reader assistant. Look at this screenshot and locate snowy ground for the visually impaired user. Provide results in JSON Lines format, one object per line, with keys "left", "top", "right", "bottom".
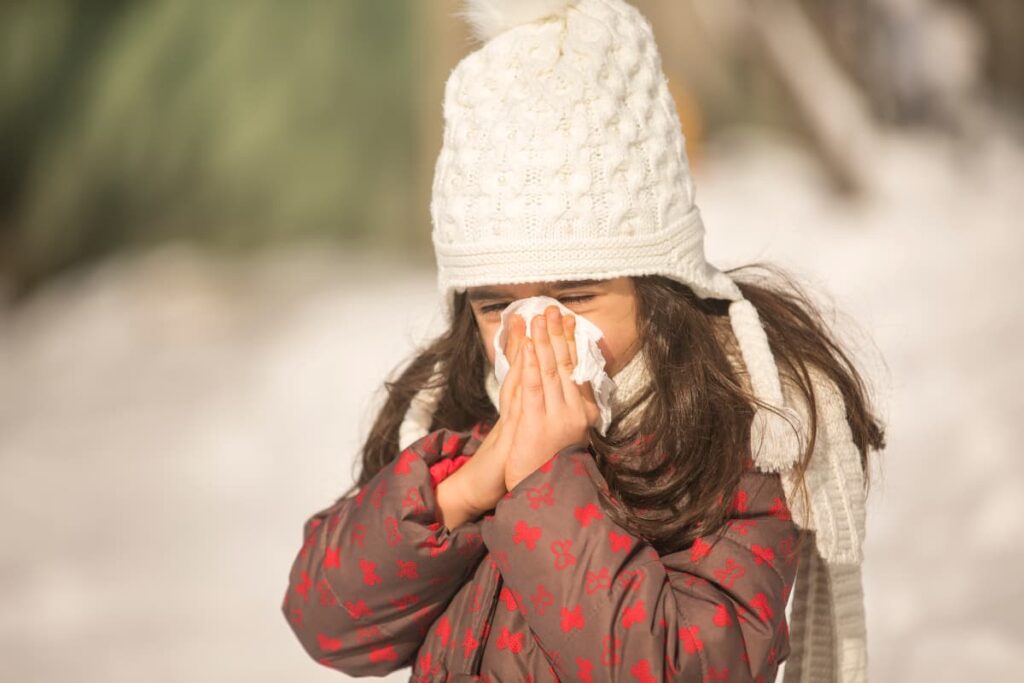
{"left": 1, "top": 127, "right": 1022, "bottom": 682}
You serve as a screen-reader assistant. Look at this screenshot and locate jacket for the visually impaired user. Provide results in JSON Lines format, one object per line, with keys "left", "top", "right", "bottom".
{"left": 281, "top": 420, "right": 800, "bottom": 681}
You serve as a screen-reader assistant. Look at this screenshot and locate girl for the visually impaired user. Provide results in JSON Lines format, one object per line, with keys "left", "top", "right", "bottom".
{"left": 281, "top": 1, "right": 885, "bottom": 681}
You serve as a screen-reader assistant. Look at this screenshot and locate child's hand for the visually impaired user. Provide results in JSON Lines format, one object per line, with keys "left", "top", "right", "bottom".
{"left": 446, "top": 313, "right": 526, "bottom": 516}
{"left": 504, "top": 305, "right": 601, "bottom": 492}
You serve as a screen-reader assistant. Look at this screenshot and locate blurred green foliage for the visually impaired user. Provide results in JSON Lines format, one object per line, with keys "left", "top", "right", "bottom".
{"left": 0, "top": 1, "right": 418, "bottom": 295}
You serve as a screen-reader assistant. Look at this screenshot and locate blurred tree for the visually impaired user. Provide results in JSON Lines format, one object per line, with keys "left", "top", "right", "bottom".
{"left": 0, "top": 1, "right": 133, "bottom": 289}
{"left": 1, "top": 1, "right": 417, "bottom": 300}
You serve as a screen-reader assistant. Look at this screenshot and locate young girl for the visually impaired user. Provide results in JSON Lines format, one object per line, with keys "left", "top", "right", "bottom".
{"left": 281, "top": 1, "right": 885, "bottom": 681}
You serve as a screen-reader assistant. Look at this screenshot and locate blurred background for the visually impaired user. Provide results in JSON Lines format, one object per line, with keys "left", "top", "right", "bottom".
{"left": 1, "top": 1, "right": 1022, "bottom": 680}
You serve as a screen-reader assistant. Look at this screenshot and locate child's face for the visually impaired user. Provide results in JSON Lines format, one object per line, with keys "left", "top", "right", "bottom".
{"left": 466, "top": 276, "right": 641, "bottom": 378}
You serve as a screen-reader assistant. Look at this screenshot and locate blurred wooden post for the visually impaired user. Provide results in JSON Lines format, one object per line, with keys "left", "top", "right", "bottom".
{"left": 743, "top": 0, "right": 877, "bottom": 194}
{"left": 972, "top": 0, "right": 1024, "bottom": 99}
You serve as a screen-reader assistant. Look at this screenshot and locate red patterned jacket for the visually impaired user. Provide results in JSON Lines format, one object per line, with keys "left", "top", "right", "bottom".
{"left": 281, "top": 420, "right": 800, "bottom": 681}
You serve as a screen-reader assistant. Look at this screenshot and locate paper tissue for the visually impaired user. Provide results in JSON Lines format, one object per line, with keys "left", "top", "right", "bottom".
{"left": 491, "top": 295, "right": 617, "bottom": 435}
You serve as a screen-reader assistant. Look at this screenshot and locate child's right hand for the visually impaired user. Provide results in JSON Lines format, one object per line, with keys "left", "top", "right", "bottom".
{"left": 448, "top": 313, "right": 528, "bottom": 517}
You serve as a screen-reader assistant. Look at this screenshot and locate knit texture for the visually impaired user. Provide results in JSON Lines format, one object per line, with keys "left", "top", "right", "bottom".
{"left": 432, "top": 0, "right": 741, "bottom": 305}
{"left": 777, "top": 366, "right": 868, "bottom": 683}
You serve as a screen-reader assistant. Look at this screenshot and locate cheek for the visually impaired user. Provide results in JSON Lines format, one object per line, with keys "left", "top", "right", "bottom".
{"left": 603, "top": 331, "right": 628, "bottom": 362}
{"left": 595, "top": 318, "right": 638, "bottom": 365}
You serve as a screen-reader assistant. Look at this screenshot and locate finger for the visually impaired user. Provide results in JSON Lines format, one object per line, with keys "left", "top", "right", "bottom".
{"left": 507, "top": 350, "right": 524, "bottom": 419}
{"left": 531, "top": 312, "right": 565, "bottom": 414}
{"left": 506, "top": 338, "right": 526, "bottom": 420}
{"left": 561, "top": 314, "right": 593, "bottom": 425}
{"left": 522, "top": 337, "right": 546, "bottom": 416}
{"left": 505, "top": 313, "right": 525, "bottom": 364}
{"left": 498, "top": 381, "right": 521, "bottom": 452}
{"left": 564, "top": 314, "right": 578, "bottom": 368}
{"left": 508, "top": 375, "right": 523, "bottom": 422}
{"left": 581, "top": 379, "right": 601, "bottom": 426}
{"left": 499, "top": 324, "right": 525, "bottom": 415}
{"left": 546, "top": 307, "right": 584, "bottom": 412}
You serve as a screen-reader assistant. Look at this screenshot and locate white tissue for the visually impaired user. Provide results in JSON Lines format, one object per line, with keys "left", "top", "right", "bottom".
{"left": 491, "top": 295, "right": 617, "bottom": 436}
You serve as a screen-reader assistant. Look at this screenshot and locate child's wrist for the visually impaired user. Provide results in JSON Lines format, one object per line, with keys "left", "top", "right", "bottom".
{"left": 435, "top": 469, "right": 485, "bottom": 528}
{"left": 445, "top": 467, "right": 486, "bottom": 516}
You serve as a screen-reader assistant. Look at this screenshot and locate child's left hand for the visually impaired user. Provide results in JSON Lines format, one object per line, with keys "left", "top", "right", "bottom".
{"left": 504, "top": 305, "right": 601, "bottom": 492}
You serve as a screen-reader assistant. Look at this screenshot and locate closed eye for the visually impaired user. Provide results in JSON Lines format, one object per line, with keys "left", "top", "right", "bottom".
{"left": 481, "top": 294, "right": 593, "bottom": 314}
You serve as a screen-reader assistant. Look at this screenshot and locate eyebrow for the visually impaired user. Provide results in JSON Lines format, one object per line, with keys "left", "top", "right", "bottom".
{"left": 467, "top": 279, "right": 603, "bottom": 302}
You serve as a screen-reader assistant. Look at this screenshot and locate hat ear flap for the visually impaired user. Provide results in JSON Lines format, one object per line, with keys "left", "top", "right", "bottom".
{"left": 728, "top": 298, "right": 804, "bottom": 471}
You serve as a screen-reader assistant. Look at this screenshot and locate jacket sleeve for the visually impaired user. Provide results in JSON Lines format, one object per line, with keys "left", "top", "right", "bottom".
{"left": 281, "top": 427, "right": 487, "bottom": 676}
{"left": 479, "top": 446, "right": 800, "bottom": 682}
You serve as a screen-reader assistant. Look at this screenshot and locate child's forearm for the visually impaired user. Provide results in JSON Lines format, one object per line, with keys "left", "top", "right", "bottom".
{"left": 435, "top": 472, "right": 485, "bottom": 530}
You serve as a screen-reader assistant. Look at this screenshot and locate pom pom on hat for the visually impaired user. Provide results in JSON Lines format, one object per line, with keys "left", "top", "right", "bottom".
{"left": 456, "top": 0, "right": 580, "bottom": 42}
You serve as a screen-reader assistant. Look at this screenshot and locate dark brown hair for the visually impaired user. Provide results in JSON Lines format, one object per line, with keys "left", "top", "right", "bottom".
{"left": 340, "top": 263, "right": 886, "bottom": 555}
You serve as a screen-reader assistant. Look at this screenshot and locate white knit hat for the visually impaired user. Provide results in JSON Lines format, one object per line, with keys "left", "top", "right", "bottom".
{"left": 404, "top": 1, "right": 869, "bottom": 680}
{"left": 431, "top": 0, "right": 802, "bottom": 472}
